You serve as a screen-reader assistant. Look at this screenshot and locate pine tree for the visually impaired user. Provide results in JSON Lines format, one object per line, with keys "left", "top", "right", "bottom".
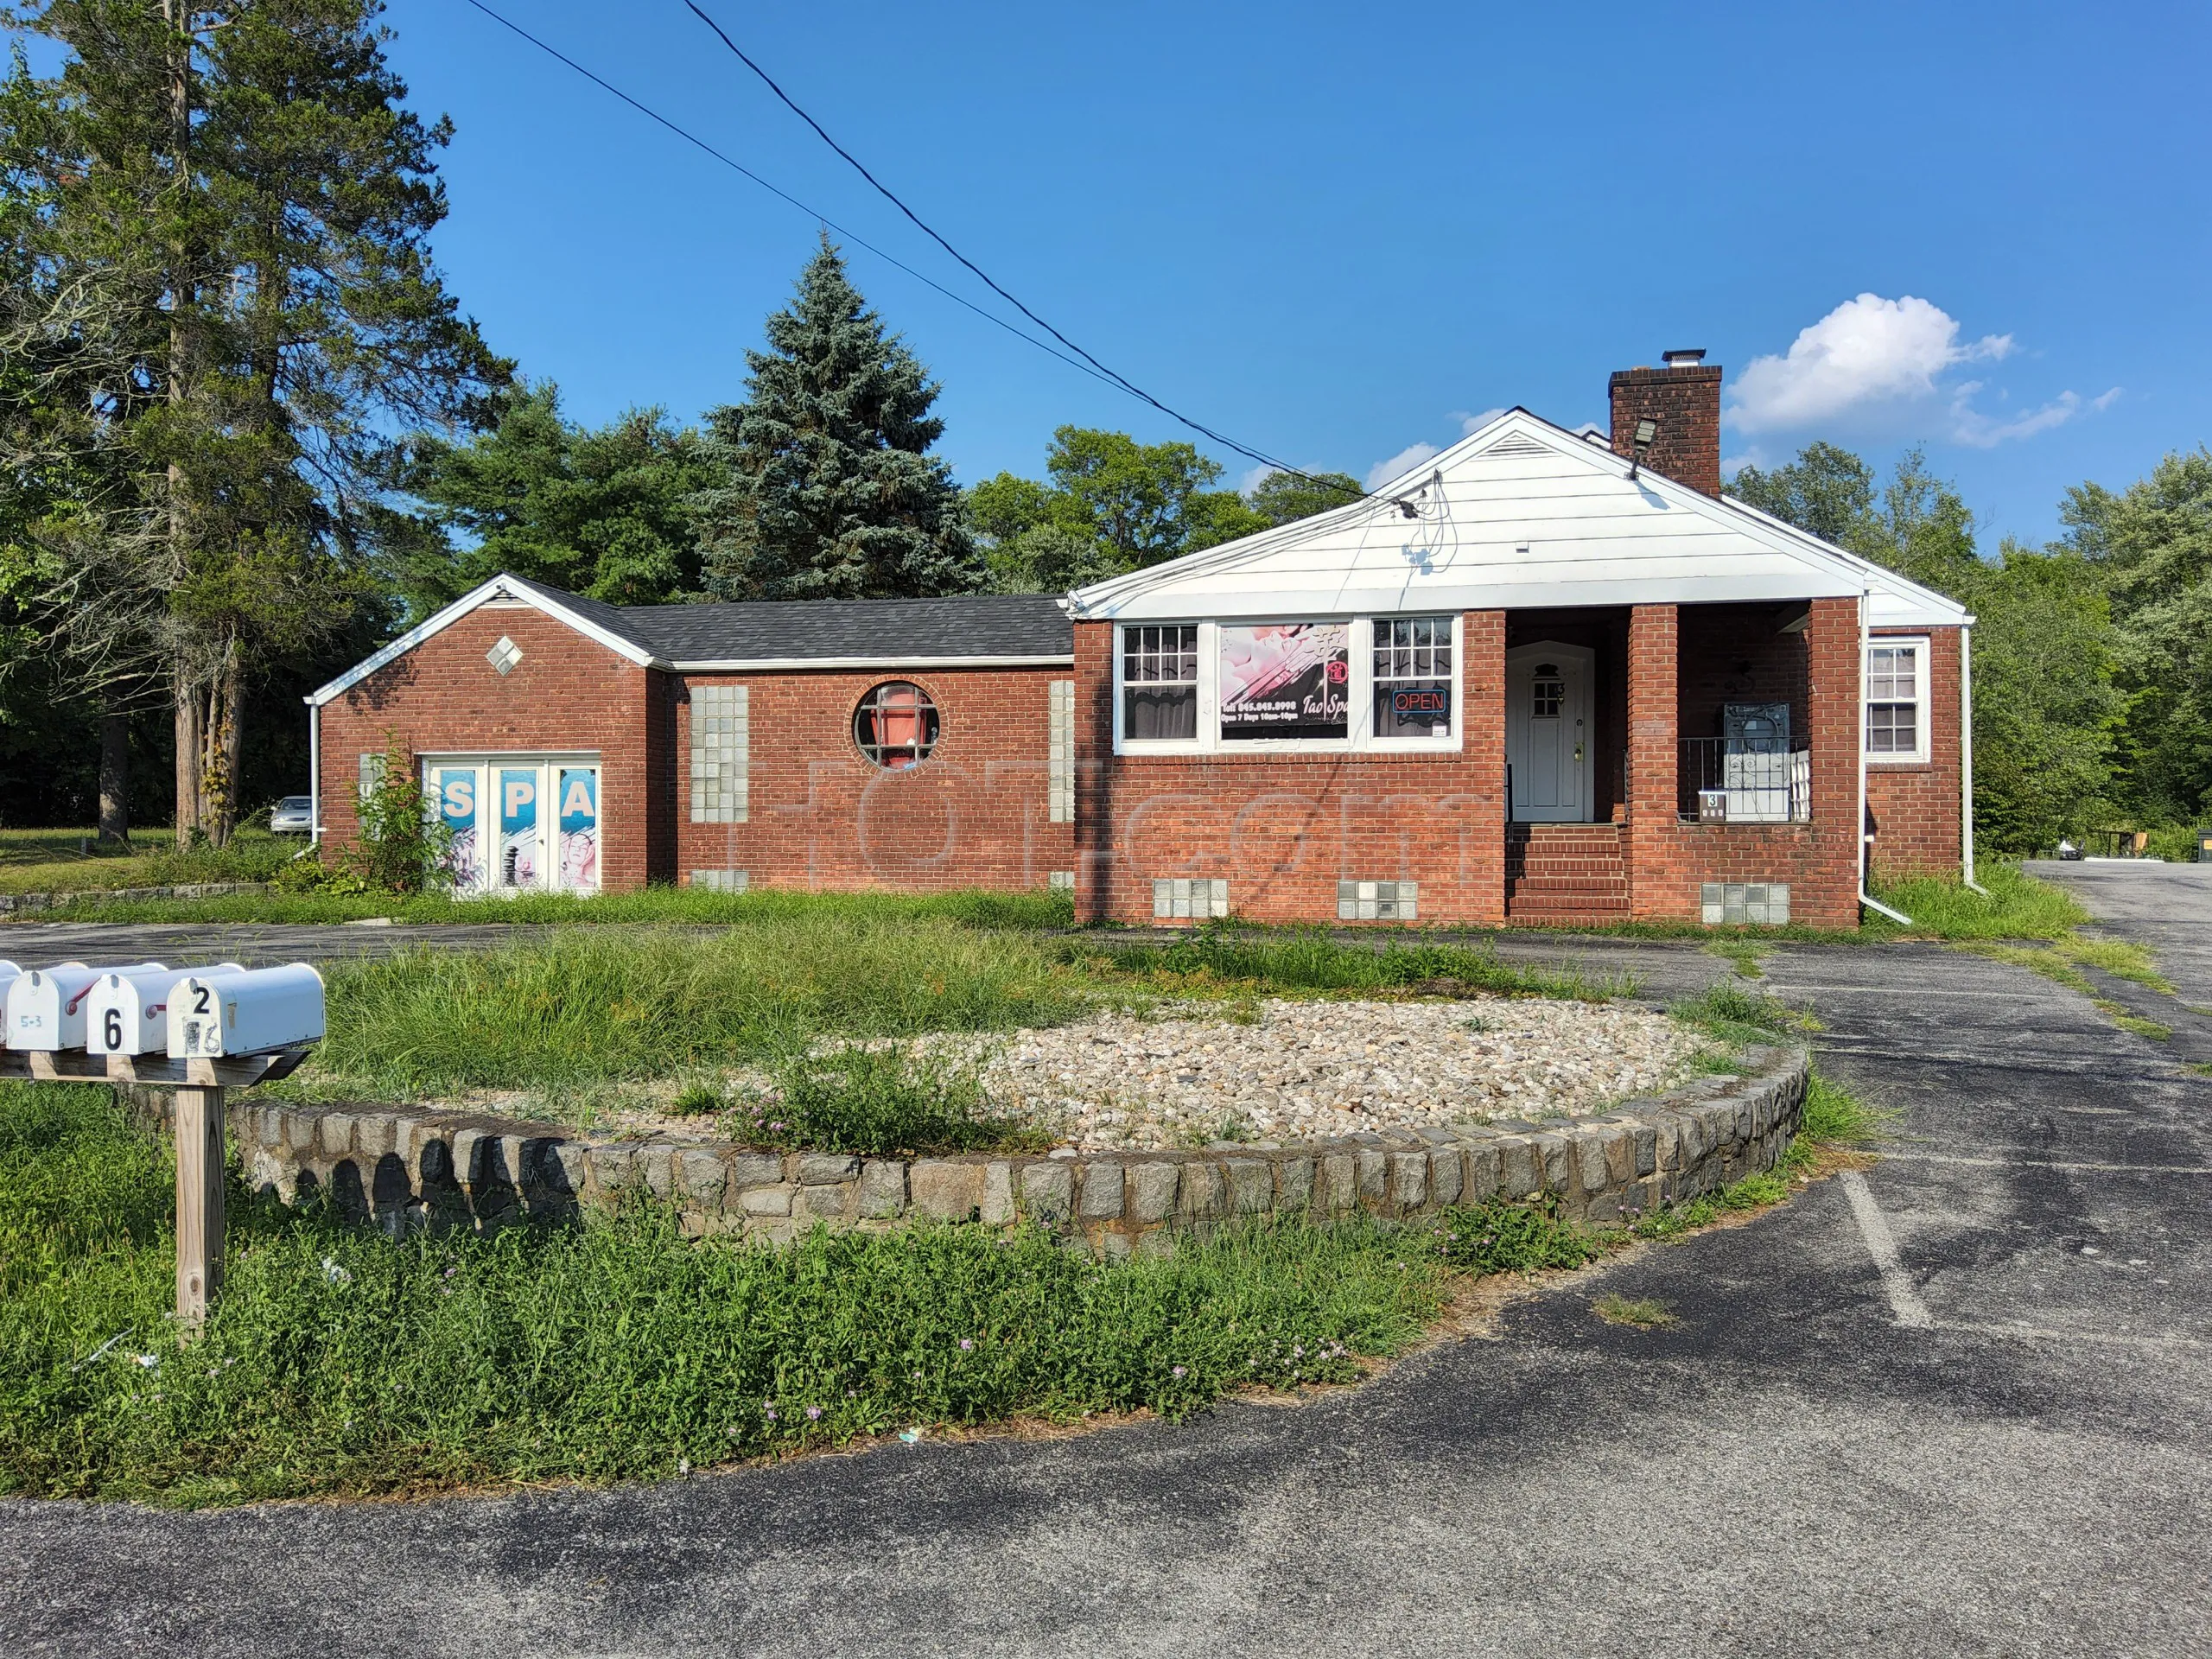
{"left": 697, "top": 238, "right": 978, "bottom": 600}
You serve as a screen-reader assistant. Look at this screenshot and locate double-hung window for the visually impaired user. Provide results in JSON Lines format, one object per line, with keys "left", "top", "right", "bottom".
{"left": 1866, "top": 638, "right": 1929, "bottom": 763}
{"left": 1371, "top": 617, "right": 1454, "bottom": 739}
{"left": 1122, "top": 625, "right": 1199, "bottom": 740}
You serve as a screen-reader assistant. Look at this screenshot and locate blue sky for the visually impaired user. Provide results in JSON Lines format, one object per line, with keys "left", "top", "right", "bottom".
{"left": 79, "top": 2, "right": 2212, "bottom": 544}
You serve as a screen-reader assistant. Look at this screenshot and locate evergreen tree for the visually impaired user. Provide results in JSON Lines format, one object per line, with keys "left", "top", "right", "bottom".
{"left": 696, "top": 238, "right": 978, "bottom": 601}
{"left": 1, "top": 0, "right": 503, "bottom": 843}
{"left": 397, "top": 380, "right": 719, "bottom": 611}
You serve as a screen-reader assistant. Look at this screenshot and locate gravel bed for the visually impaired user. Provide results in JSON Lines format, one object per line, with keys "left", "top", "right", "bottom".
{"left": 929, "top": 995, "right": 1707, "bottom": 1150}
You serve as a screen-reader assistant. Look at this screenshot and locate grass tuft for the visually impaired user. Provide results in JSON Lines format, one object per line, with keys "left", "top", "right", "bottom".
{"left": 1426, "top": 1194, "right": 1616, "bottom": 1274}
{"left": 1592, "top": 1293, "right": 1676, "bottom": 1329}
{"left": 1868, "top": 861, "right": 2089, "bottom": 941}
{"left": 734, "top": 1047, "right": 1048, "bottom": 1157}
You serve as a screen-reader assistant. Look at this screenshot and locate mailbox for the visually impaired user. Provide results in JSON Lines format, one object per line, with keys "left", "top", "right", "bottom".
{"left": 0, "top": 962, "right": 19, "bottom": 1010}
{"left": 86, "top": 963, "right": 244, "bottom": 1056}
{"left": 6, "top": 962, "right": 164, "bottom": 1052}
{"left": 167, "top": 963, "right": 325, "bottom": 1058}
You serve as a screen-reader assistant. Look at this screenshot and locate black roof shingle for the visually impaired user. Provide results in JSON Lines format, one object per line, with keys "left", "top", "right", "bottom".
{"left": 503, "top": 577, "right": 1072, "bottom": 664}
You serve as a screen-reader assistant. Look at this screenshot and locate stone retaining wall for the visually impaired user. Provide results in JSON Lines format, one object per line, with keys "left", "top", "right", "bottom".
{"left": 169, "top": 1044, "right": 1808, "bottom": 1255}
{"left": 0, "top": 880, "right": 270, "bottom": 914}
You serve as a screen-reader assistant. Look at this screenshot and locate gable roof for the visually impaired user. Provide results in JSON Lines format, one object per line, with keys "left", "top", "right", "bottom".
{"left": 1063, "top": 409, "right": 1971, "bottom": 630}
{"left": 306, "top": 575, "right": 1071, "bottom": 707}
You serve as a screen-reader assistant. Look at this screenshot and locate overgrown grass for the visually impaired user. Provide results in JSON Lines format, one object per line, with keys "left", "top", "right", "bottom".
{"left": 305, "top": 917, "right": 1085, "bottom": 1102}
{"left": 0, "top": 826, "right": 302, "bottom": 896}
{"left": 1669, "top": 979, "right": 1814, "bottom": 1047}
{"left": 1592, "top": 1293, "right": 1676, "bottom": 1329}
{"left": 39, "top": 880, "right": 1077, "bottom": 929}
{"left": 1867, "top": 861, "right": 2089, "bottom": 941}
{"left": 0, "top": 1083, "right": 1452, "bottom": 1504}
{"left": 1075, "top": 925, "right": 1630, "bottom": 1002}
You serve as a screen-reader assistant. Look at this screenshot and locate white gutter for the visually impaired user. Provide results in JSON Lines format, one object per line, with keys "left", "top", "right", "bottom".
{"left": 1960, "top": 624, "right": 1987, "bottom": 893}
{"left": 1858, "top": 587, "right": 1915, "bottom": 927}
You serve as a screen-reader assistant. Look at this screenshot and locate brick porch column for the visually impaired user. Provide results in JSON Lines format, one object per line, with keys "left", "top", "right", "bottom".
{"left": 1804, "top": 596, "right": 1864, "bottom": 926}
{"left": 1625, "top": 603, "right": 1686, "bottom": 919}
{"left": 1462, "top": 609, "right": 1508, "bottom": 925}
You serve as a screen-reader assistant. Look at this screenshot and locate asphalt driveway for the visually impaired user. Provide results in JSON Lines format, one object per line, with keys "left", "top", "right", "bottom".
{"left": 3, "top": 879, "right": 2209, "bottom": 1656}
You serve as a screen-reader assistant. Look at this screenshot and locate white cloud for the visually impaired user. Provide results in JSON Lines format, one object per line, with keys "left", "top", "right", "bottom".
{"left": 1948, "top": 387, "right": 2082, "bottom": 449}
{"left": 1237, "top": 464, "right": 1279, "bottom": 493}
{"left": 1720, "top": 448, "right": 1765, "bottom": 479}
{"left": 1454, "top": 407, "right": 1508, "bottom": 436}
{"left": 1365, "top": 442, "right": 1440, "bottom": 491}
{"left": 2093, "top": 386, "right": 2124, "bottom": 411}
{"left": 1728, "top": 293, "right": 2013, "bottom": 434}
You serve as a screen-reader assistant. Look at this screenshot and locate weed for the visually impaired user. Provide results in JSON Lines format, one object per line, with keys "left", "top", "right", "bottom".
{"left": 0, "top": 1084, "right": 1447, "bottom": 1505}
{"left": 667, "top": 1084, "right": 723, "bottom": 1117}
{"left": 2183, "top": 1063, "right": 2212, "bottom": 1078}
{"left": 1868, "top": 861, "right": 2089, "bottom": 941}
{"left": 738, "top": 1047, "right": 1046, "bottom": 1157}
{"left": 1703, "top": 939, "right": 1768, "bottom": 979}
{"left": 1427, "top": 1194, "right": 1616, "bottom": 1274}
{"left": 1669, "top": 980, "right": 1813, "bottom": 1048}
{"left": 1592, "top": 1293, "right": 1676, "bottom": 1329}
{"left": 1798, "top": 1070, "right": 1882, "bottom": 1147}
{"left": 2101, "top": 1008, "right": 2172, "bottom": 1041}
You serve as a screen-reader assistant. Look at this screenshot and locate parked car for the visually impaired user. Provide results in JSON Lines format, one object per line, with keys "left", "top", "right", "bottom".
{"left": 268, "top": 796, "right": 315, "bottom": 835}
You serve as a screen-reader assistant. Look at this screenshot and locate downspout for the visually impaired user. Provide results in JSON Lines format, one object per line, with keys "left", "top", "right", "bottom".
{"left": 1960, "top": 623, "right": 1988, "bottom": 893}
{"left": 306, "top": 696, "right": 321, "bottom": 849}
{"left": 1858, "top": 588, "right": 1914, "bottom": 926}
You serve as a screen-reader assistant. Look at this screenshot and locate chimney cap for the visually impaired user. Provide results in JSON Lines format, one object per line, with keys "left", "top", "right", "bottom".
{"left": 1662, "top": 347, "right": 1708, "bottom": 366}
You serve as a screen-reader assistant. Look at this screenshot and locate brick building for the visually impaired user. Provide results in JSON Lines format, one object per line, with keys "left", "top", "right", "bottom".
{"left": 307, "top": 353, "right": 1974, "bottom": 928}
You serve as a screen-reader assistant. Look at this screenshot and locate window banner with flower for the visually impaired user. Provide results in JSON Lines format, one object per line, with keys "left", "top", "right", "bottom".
{"left": 1219, "top": 623, "right": 1350, "bottom": 740}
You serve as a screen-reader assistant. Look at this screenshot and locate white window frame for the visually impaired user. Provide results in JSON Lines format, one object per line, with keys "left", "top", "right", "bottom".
{"left": 1866, "top": 634, "right": 1931, "bottom": 766}
{"left": 1111, "top": 616, "right": 1464, "bottom": 756}
{"left": 416, "top": 750, "right": 604, "bottom": 897}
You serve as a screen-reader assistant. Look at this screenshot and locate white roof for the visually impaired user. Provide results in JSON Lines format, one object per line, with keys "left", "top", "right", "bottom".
{"left": 1065, "top": 410, "right": 1971, "bottom": 630}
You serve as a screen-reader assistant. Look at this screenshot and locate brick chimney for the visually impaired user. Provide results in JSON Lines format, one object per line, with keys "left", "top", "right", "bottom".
{"left": 1609, "top": 350, "right": 1723, "bottom": 496}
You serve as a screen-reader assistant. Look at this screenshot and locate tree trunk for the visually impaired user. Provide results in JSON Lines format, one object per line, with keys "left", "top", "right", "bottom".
{"left": 203, "top": 639, "right": 242, "bottom": 847}
{"left": 97, "top": 708, "right": 130, "bottom": 848}
{"left": 173, "top": 661, "right": 204, "bottom": 848}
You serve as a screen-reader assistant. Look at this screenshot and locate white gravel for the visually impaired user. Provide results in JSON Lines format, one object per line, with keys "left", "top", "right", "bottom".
{"left": 928, "top": 995, "right": 1707, "bottom": 1151}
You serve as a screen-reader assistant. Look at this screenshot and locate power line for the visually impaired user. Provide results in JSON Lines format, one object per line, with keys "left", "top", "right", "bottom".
{"left": 455, "top": 0, "right": 1125, "bottom": 396}
{"left": 678, "top": 1, "right": 1363, "bottom": 501}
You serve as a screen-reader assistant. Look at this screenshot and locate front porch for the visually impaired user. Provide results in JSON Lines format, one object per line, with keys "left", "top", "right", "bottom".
{"left": 1501, "top": 599, "right": 1859, "bottom": 928}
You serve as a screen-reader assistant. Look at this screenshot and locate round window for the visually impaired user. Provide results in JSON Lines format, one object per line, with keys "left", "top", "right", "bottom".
{"left": 855, "top": 681, "right": 941, "bottom": 770}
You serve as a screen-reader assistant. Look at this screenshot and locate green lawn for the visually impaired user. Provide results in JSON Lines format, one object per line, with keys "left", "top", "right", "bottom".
{"left": 0, "top": 826, "right": 304, "bottom": 898}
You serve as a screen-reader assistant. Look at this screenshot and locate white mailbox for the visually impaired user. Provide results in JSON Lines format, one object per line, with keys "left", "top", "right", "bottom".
{"left": 6, "top": 962, "right": 164, "bottom": 1052}
{"left": 0, "top": 962, "right": 20, "bottom": 1010}
{"left": 168, "top": 963, "right": 325, "bottom": 1058}
{"left": 86, "top": 963, "right": 245, "bottom": 1056}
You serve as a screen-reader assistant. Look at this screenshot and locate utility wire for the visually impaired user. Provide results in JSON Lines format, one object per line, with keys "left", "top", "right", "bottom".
{"left": 678, "top": 1, "right": 1363, "bottom": 500}
{"left": 456, "top": 0, "right": 1126, "bottom": 396}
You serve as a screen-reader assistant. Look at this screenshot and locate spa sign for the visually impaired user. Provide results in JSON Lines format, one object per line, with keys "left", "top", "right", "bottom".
{"left": 1219, "top": 624, "right": 1349, "bottom": 740}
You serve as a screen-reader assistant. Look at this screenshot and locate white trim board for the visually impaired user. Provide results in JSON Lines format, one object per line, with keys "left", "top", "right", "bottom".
{"left": 1065, "top": 409, "right": 1971, "bottom": 631}
{"left": 671, "top": 655, "right": 1074, "bottom": 672}
{"left": 305, "top": 575, "right": 664, "bottom": 707}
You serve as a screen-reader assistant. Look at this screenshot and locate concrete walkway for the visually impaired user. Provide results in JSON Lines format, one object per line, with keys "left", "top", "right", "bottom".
{"left": 4, "top": 881, "right": 2210, "bottom": 1656}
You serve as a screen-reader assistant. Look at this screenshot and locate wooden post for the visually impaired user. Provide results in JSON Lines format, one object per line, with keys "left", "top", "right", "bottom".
{"left": 174, "top": 1084, "right": 226, "bottom": 1334}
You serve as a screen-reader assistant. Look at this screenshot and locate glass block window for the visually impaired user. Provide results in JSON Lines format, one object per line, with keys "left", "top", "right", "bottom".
{"left": 1866, "top": 639, "right": 1926, "bottom": 761}
{"left": 1047, "top": 870, "right": 1075, "bottom": 889}
{"left": 690, "top": 684, "right": 748, "bottom": 823}
{"left": 486, "top": 635, "right": 523, "bottom": 676}
{"left": 1337, "top": 880, "right": 1419, "bottom": 921}
{"left": 1048, "top": 679, "right": 1075, "bottom": 823}
{"left": 1122, "top": 625, "right": 1199, "bottom": 741}
{"left": 357, "top": 752, "right": 384, "bottom": 803}
{"left": 855, "top": 681, "right": 939, "bottom": 770}
{"left": 1700, "top": 882, "right": 1791, "bottom": 926}
{"left": 1153, "top": 877, "right": 1229, "bottom": 920}
{"left": 1372, "top": 618, "right": 1454, "bottom": 737}
{"left": 690, "top": 869, "right": 748, "bottom": 893}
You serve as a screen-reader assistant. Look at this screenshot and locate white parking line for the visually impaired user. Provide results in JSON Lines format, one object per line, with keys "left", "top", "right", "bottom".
{"left": 1839, "top": 1170, "right": 1936, "bottom": 1329}
{"left": 1879, "top": 1150, "right": 2212, "bottom": 1177}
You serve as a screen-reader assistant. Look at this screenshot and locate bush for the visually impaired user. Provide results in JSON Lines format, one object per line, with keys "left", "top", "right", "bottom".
{"left": 346, "top": 733, "right": 452, "bottom": 894}
{"left": 1427, "top": 1194, "right": 1616, "bottom": 1274}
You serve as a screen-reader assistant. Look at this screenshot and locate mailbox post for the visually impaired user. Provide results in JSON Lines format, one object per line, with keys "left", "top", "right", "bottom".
{"left": 3, "top": 958, "right": 325, "bottom": 1336}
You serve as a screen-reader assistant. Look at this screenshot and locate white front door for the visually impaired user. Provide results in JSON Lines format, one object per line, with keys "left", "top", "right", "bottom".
{"left": 1506, "top": 644, "right": 1592, "bottom": 823}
